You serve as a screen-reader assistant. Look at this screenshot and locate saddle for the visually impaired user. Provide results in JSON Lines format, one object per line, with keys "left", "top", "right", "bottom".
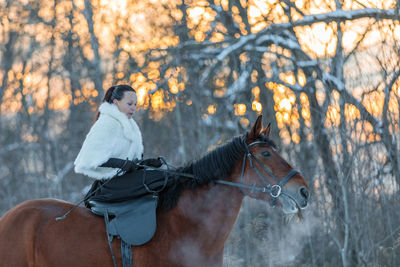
{"left": 89, "top": 194, "right": 158, "bottom": 267}
{"left": 86, "top": 160, "right": 173, "bottom": 267}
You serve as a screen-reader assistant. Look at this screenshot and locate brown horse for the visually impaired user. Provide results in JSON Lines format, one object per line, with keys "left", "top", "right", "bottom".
{"left": 0, "top": 115, "right": 309, "bottom": 267}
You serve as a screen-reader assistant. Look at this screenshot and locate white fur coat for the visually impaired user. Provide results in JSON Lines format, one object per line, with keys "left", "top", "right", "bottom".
{"left": 74, "top": 102, "right": 143, "bottom": 180}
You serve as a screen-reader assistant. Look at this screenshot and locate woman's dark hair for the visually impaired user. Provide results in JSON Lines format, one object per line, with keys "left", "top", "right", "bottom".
{"left": 94, "top": 85, "right": 136, "bottom": 121}
{"left": 103, "top": 84, "right": 136, "bottom": 103}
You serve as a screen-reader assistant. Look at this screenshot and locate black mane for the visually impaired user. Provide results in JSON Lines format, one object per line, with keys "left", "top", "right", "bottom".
{"left": 157, "top": 135, "right": 247, "bottom": 211}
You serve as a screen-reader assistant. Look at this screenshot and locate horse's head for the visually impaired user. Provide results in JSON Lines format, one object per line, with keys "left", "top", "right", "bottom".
{"left": 240, "top": 115, "right": 310, "bottom": 214}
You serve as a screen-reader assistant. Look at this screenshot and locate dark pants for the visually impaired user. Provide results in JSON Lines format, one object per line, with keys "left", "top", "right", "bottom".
{"left": 84, "top": 169, "right": 170, "bottom": 207}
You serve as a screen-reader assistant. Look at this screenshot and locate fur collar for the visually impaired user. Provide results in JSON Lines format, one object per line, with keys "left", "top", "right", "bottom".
{"left": 99, "top": 102, "right": 138, "bottom": 141}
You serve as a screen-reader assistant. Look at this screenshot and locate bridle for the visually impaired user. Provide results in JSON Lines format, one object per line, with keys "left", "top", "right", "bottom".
{"left": 215, "top": 140, "right": 299, "bottom": 207}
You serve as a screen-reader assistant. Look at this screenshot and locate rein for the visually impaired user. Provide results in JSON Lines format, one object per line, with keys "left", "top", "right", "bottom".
{"left": 55, "top": 169, "right": 125, "bottom": 221}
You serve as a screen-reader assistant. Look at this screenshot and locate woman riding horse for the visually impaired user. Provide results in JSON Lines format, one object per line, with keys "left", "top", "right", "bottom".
{"left": 0, "top": 113, "right": 310, "bottom": 267}
{"left": 74, "top": 84, "right": 162, "bottom": 205}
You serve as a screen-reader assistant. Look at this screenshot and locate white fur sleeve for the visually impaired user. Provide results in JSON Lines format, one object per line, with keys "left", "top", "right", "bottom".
{"left": 74, "top": 117, "right": 120, "bottom": 179}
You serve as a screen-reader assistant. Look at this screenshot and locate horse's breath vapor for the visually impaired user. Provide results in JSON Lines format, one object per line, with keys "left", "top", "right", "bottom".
{"left": 170, "top": 238, "right": 208, "bottom": 266}
{"left": 267, "top": 210, "right": 319, "bottom": 265}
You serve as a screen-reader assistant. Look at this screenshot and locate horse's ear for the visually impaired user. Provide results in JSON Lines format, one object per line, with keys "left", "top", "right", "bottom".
{"left": 263, "top": 122, "right": 271, "bottom": 137}
{"left": 247, "top": 115, "right": 263, "bottom": 142}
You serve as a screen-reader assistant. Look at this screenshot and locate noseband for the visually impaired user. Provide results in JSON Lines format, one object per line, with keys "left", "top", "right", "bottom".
{"left": 215, "top": 140, "right": 299, "bottom": 207}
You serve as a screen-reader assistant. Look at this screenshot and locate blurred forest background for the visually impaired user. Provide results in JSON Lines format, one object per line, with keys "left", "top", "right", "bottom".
{"left": 1, "top": 0, "right": 400, "bottom": 266}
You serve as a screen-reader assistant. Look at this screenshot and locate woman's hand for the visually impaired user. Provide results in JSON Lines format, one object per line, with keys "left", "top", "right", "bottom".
{"left": 100, "top": 158, "right": 139, "bottom": 172}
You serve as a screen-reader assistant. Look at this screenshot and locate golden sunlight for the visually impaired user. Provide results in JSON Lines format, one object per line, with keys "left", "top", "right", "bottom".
{"left": 207, "top": 104, "right": 217, "bottom": 114}
{"left": 363, "top": 91, "right": 384, "bottom": 117}
{"left": 300, "top": 92, "right": 308, "bottom": 105}
{"left": 252, "top": 86, "right": 260, "bottom": 98}
{"left": 188, "top": 6, "right": 205, "bottom": 24}
{"left": 234, "top": 103, "right": 247, "bottom": 116}
{"left": 100, "top": 0, "right": 128, "bottom": 16}
{"left": 136, "top": 87, "right": 147, "bottom": 107}
{"left": 325, "top": 105, "right": 341, "bottom": 127}
{"left": 292, "top": 132, "right": 300, "bottom": 144}
{"left": 345, "top": 104, "right": 360, "bottom": 121}
{"left": 302, "top": 108, "right": 310, "bottom": 120}
{"left": 168, "top": 78, "right": 179, "bottom": 94}
{"left": 151, "top": 90, "right": 164, "bottom": 110}
{"left": 240, "top": 117, "right": 250, "bottom": 128}
{"left": 252, "top": 100, "right": 262, "bottom": 112}
{"left": 278, "top": 98, "right": 292, "bottom": 112}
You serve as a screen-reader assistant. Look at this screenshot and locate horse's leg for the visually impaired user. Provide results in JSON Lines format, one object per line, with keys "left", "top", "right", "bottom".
{"left": 0, "top": 203, "right": 41, "bottom": 267}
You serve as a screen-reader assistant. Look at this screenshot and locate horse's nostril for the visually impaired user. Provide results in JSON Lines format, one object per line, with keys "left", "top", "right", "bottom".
{"left": 300, "top": 187, "right": 310, "bottom": 200}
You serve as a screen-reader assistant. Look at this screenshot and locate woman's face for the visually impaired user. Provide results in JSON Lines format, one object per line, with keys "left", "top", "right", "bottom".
{"left": 113, "top": 91, "right": 137, "bottom": 119}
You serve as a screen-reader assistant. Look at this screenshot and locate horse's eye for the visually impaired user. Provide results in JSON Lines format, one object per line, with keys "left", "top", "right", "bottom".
{"left": 261, "top": 151, "right": 271, "bottom": 157}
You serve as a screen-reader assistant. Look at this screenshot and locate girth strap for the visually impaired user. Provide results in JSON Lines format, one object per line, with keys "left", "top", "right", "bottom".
{"left": 104, "top": 211, "right": 118, "bottom": 267}
{"left": 121, "top": 240, "right": 133, "bottom": 267}
{"left": 104, "top": 210, "right": 134, "bottom": 267}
